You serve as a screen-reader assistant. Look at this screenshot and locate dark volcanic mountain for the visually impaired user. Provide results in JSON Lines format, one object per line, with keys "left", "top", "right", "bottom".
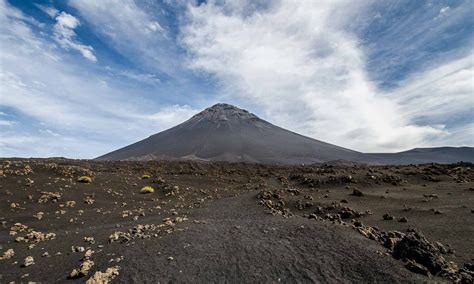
{"left": 97, "top": 103, "right": 474, "bottom": 165}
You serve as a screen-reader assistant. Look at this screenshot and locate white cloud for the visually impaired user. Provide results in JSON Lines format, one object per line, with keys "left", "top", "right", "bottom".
{"left": 144, "top": 104, "right": 199, "bottom": 130}
{"left": 0, "top": 1, "right": 201, "bottom": 158}
{"left": 39, "top": 129, "right": 60, "bottom": 137}
{"left": 439, "top": 6, "right": 450, "bottom": 16}
{"left": 35, "top": 4, "right": 59, "bottom": 18}
{"left": 180, "top": 0, "right": 452, "bottom": 152}
{"left": 69, "top": 0, "right": 181, "bottom": 76}
{"left": 119, "top": 70, "right": 162, "bottom": 85}
{"left": 52, "top": 11, "right": 97, "bottom": 62}
{"left": 388, "top": 53, "right": 473, "bottom": 121}
{"left": 0, "top": 119, "right": 15, "bottom": 126}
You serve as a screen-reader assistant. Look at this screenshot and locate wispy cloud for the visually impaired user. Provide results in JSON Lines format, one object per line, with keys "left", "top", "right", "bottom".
{"left": 0, "top": 0, "right": 471, "bottom": 158}
{"left": 69, "top": 0, "right": 177, "bottom": 75}
{"left": 0, "top": 0, "right": 200, "bottom": 158}
{"left": 0, "top": 119, "right": 15, "bottom": 126}
{"left": 180, "top": 0, "right": 460, "bottom": 152}
{"left": 52, "top": 11, "right": 97, "bottom": 62}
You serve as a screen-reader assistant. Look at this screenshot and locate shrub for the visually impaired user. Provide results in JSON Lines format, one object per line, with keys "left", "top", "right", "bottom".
{"left": 77, "top": 176, "right": 92, "bottom": 183}
{"left": 141, "top": 174, "right": 151, "bottom": 179}
{"left": 140, "top": 186, "right": 154, "bottom": 194}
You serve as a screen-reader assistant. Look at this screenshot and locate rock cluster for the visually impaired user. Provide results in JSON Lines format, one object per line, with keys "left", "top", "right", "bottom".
{"left": 38, "top": 191, "right": 61, "bottom": 203}
{"left": 86, "top": 266, "right": 120, "bottom": 284}
{"left": 0, "top": 248, "right": 15, "bottom": 260}
{"left": 257, "top": 190, "right": 291, "bottom": 217}
{"left": 354, "top": 223, "right": 473, "bottom": 282}
{"left": 69, "top": 249, "right": 95, "bottom": 279}
{"left": 109, "top": 217, "right": 187, "bottom": 243}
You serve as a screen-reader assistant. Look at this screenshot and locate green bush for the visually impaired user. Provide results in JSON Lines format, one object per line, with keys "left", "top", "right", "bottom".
{"left": 141, "top": 174, "right": 151, "bottom": 179}
{"left": 140, "top": 186, "right": 154, "bottom": 194}
{"left": 77, "top": 176, "right": 92, "bottom": 183}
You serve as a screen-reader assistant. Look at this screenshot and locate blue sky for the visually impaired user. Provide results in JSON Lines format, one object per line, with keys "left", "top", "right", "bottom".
{"left": 0, "top": 0, "right": 472, "bottom": 158}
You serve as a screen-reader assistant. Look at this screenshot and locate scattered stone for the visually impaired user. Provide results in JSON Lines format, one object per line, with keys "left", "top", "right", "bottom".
{"left": 398, "top": 217, "right": 408, "bottom": 223}
{"left": 25, "top": 177, "right": 34, "bottom": 186}
{"left": 405, "top": 260, "right": 431, "bottom": 277}
{"left": 86, "top": 266, "right": 120, "bottom": 284}
{"left": 69, "top": 260, "right": 94, "bottom": 279}
{"left": 84, "top": 249, "right": 94, "bottom": 260}
{"left": 10, "top": 223, "right": 28, "bottom": 235}
{"left": 352, "top": 189, "right": 363, "bottom": 197}
{"left": 33, "top": 212, "right": 44, "bottom": 220}
{"left": 22, "top": 256, "right": 34, "bottom": 267}
{"left": 10, "top": 202, "right": 21, "bottom": 209}
{"left": 38, "top": 191, "right": 61, "bottom": 203}
{"left": 66, "top": 201, "right": 76, "bottom": 208}
{"left": 15, "top": 230, "right": 56, "bottom": 244}
{"left": 0, "top": 248, "right": 15, "bottom": 260}
{"left": 84, "top": 195, "right": 95, "bottom": 205}
{"left": 383, "top": 213, "right": 394, "bottom": 220}
{"left": 72, "top": 246, "right": 85, "bottom": 253}
{"left": 423, "top": 194, "right": 439, "bottom": 199}
{"left": 84, "top": 236, "right": 95, "bottom": 244}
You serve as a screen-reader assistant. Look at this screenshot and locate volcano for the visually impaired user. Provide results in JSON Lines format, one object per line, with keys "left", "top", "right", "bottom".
{"left": 97, "top": 103, "right": 473, "bottom": 165}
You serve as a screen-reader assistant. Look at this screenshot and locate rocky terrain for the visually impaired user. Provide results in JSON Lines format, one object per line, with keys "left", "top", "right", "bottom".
{"left": 0, "top": 158, "right": 473, "bottom": 283}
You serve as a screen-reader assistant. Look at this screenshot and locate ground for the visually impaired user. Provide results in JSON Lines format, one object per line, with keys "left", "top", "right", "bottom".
{"left": 0, "top": 159, "right": 473, "bottom": 283}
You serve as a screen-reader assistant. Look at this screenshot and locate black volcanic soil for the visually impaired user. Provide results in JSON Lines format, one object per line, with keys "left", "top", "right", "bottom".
{"left": 0, "top": 159, "right": 473, "bottom": 283}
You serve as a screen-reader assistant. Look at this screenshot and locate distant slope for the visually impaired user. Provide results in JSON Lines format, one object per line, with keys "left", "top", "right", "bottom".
{"left": 96, "top": 103, "right": 474, "bottom": 165}
{"left": 368, "top": 147, "right": 474, "bottom": 165}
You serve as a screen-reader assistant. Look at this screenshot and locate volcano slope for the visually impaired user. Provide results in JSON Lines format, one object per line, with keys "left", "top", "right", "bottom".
{"left": 96, "top": 103, "right": 369, "bottom": 164}
{"left": 97, "top": 103, "right": 474, "bottom": 165}
{"left": 0, "top": 159, "right": 473, "bottom": 283}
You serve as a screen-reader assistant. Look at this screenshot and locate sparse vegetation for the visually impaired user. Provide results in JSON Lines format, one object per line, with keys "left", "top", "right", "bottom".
{"left": 156, "top": 176, "right": 165, "bottom": 183}
{"left": 140, "top": 186, "right": 154, "bottom": 194}
{"left": 77, "top": 176, "right": 92, "bottom": 183}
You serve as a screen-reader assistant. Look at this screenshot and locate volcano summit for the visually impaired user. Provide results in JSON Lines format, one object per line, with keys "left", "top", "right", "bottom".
{"left": 97, "top": 103, "right": 473, "bottom": 164}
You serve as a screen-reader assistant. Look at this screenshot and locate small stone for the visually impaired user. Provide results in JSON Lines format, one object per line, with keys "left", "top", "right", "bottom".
{"left": 383, "top": 213, "right": 394, "bottom": 220}
{"left": 405, "top": 260, "right": 431, "bottom": 277}
{"left": 22, "top": 256, "right": 34, "bottom": 267}
{"left": 398, "top": 217, "right": 408, "bottom": 223}
{"left": 71, "top": 246, "right": 85, "bottom": 253}
{"left": 352, "top": 189, "right": 363, "bottom": 197}
{"left": 33, "top": 212, "right": 44, "bottom": 220}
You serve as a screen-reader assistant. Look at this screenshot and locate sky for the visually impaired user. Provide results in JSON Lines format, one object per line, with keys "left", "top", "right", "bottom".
{"left": 0, "top": 0, "right": 473, "bottom": 158}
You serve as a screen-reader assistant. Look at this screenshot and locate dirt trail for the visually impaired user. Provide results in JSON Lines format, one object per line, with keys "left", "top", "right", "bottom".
{"left": 116, "top": 192, "right": 424, "bottom": 283}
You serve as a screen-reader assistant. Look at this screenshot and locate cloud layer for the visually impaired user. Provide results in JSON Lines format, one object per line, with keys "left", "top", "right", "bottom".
{"left": 0, "top": 0, "right": 472, "bottom": 158}
{"left": 180, "top": 0, "right": 473, "bottom": 152}
{"left": 0, "top": 0, "right": 198, "bottom": 158}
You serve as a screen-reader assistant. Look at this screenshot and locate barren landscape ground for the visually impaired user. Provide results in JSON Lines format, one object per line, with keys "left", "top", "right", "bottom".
{"left": 0, "top": 159, "right": 473, "bottom": 283}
